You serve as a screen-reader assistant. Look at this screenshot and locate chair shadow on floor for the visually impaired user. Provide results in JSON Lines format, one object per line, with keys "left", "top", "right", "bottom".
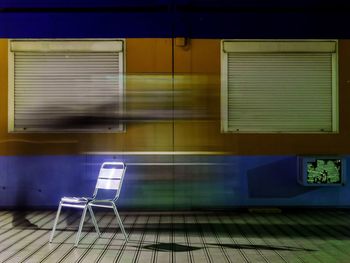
{"left": 141, "top": 243, "right": 201, "bottom": 252}
{"left": 208, "top": 243, "right": 316, "bottom": 252}
{"left": 139, "top": 242, "right": 316, "bottom": 252}
{"left": 11, "top": 211, "right": 38, "bottom": 229}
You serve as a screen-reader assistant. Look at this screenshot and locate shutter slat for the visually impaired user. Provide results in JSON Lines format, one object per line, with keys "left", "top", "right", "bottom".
{"left": 13, "top": 50, "right": 123, "bottom": 132}
{"left": 226, "top": 52, "right": 334, "bottom": 132}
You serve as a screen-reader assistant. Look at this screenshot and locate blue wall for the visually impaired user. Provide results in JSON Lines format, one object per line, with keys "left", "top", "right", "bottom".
{"left": 0, "top": 155, "right": 349, "bottom": 209}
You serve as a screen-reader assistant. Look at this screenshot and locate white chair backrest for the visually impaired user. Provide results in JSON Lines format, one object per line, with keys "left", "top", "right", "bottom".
{"left": 94, "top": 162, "right": 126, "bottom": 199}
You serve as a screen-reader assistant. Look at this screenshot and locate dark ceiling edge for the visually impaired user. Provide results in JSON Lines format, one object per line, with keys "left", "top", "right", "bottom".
{"left": 2, "top": 6, "right": 350, "bottom": 13}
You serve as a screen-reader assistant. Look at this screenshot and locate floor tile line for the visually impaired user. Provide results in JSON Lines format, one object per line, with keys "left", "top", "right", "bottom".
{"left": 183, "top": 215, "right": 194, "bottom": 263}
{"left": 216, "top": 214, "right": 250, "bottom": 263}
{"left": 113, "top": 214, "right": 140, "bottom": 263}
{"left": 74, "top": 212, "right": 118, "bottom": 263}
{"left": 227, "top": 213, "right": 270, "bottom": 263}
{"left": 252, "top": 213, "right": 305, "bottom": 263}
{"left": 276, "top": 213, "right": 330, "bottom": 263}
{"left": 194, "top": 214, "right": 213, "bottom": 263}
{"left": 3, "top": 211, "right": 71, "bottom": 263}
{"left": 290, "top": 212, "right": 350, "bottom": 258}
{"left": 0, "top": 211, "right": 53, "bottom": 252}
{"left": 204, "top": 214, "right": 232, "bottom": 263}
{"left": 240, "top": 213, "right": 288, "bottom": 263}
{"left": 39, "top": 211, "right": 107, "bottom": 263}
{"left": 0, "top": 211, "right": 13, "bottom": 224}
{"left": 315, "top": 210, "right": 350, "bottom": 234}
{"left": 151, "top": 215, "right": 161, "bottom": 263}
{"left": 77, "top": 213, "right": 122, "bottom": 262}
{"left": 132, "top": 215, "right": 150, "bottom": 263}
{"left": 91, "top": 214, "right": 129, "bottom": 263}
{"left": 19, "top": 211, "right": 78, "bottom": 263}
{"left": 0, "top": 211, "right": 40, "bottom": 235}
{"left": 55, "top": 211, "right": 109, "bottom": 263}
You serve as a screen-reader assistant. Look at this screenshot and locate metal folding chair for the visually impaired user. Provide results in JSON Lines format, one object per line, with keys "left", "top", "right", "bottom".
{"left": 49, "top": 162, "right": 128, "bottom": 247}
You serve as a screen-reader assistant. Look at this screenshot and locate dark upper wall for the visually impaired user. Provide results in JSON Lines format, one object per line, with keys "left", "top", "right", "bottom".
{"left": 2, "top": 0, "right": 350, "bottom": 9}
{"left": 1, "top": 0, "right": 350, "bottom": 38}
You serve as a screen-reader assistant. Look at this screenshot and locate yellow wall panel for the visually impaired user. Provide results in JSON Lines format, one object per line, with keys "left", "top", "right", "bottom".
{"left": 1, "top": 38, "right": 350, "bottom": 155}
{"left": 0, "top": 40, "right": 8, "bottom": 134}
{"left": 126, "top": 38, "right": 172, "bottom": 73}
{"left": 174, "top": 39, "right": 220, "bottom": 73}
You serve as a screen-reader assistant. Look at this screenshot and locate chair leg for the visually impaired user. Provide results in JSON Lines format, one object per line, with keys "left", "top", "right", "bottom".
{"left": 88, "top": 205, "right": 100, "bottom": 237}
{"left": 75, "top": 206, "right": 88, "bottom": 247}
{"left": 49, "top": 202, "right": 62, "bottom": 243}
{"left": 112, "top": 203, "right": 128, "bottom": 242}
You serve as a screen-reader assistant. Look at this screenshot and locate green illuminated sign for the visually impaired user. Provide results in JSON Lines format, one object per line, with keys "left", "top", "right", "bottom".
{"left": 307, "top": 159, "right": 341, "bottom": 184}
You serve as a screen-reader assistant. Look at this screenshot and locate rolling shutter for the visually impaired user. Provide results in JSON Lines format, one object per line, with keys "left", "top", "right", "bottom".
{"left": 9, "top": 40, "right": 124, "bottom": 132}
{"left": 222, "top": 41, "right": 337, "bottom": 133}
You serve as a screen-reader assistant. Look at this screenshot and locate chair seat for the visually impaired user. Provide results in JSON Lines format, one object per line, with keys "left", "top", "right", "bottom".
{"left": 90, "top": 199, "right": 113, "bottom": 203}
{"left": 61, "top": 197, "right": 90, "bottom": 203}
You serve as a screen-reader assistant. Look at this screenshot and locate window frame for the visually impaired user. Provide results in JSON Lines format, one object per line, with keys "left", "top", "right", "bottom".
{"left": 221, "top": 39, "right": 339, "bottom": 134}
{"left": 8, "top": 39, "right": 126, "bottom": 133}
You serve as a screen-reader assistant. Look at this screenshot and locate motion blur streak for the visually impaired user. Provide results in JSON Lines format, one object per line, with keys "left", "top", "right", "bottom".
{"left": 53, "top": 74, "right": 219, "bottom": 129}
